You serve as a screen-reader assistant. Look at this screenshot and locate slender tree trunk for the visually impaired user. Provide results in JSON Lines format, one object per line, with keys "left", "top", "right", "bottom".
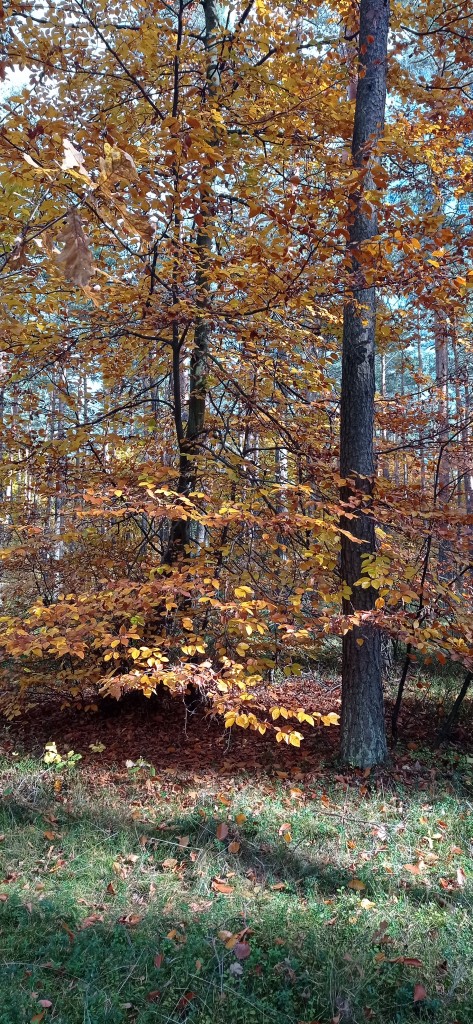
{"left": 417, "top": 319, "right": 426, "bottom": 493}
{"left": 165, "top": 0, "right": 219, "bottom": 561}
{"left": 339, "top": 0, "right": 389, "bottom": 767}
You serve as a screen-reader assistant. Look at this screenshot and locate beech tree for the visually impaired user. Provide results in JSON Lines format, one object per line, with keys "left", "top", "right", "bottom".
{"left": 0, "top": 0, "right": 471, "bottom": 762}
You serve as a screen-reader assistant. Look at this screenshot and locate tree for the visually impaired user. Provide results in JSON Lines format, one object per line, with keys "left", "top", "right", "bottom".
{"left": 339, "top": 0, "right": 390, "bottom": 766}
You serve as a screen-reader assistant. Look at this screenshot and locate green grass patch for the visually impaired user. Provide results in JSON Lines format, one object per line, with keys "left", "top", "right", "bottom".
{"left": 0, "top": 750, "right": 472, "bottom": 1023}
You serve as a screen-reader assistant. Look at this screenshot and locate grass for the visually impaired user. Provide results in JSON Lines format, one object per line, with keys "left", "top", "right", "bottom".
{"left": 0, "top": 741, "right": 472, "bottom": 1024}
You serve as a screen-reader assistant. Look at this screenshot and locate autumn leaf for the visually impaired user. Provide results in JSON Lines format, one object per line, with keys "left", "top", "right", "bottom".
{"left": 348, "top": 878, "right": 366, "bottom": 891}
{"left": 234, "top": 941, "right": 251, "bottom": 960}
{"left": 118, "top": 913, "right": 142, "bottom": 927}
{"left": 216, "top": 822, "right": 229, "bottom": 841}
{"left": 403, "top": 863, "right": 422, "bottom": 875}
{"left": 413, "top": 984, "right": 427, "bottom": 1002}
{"left": 211, "top": 880, "right": 234, "bottom": 894}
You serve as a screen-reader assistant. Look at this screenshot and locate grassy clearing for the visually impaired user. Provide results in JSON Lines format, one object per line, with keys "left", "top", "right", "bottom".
{"left": 0, "top": 747, "right": 472, "bottom": 1024}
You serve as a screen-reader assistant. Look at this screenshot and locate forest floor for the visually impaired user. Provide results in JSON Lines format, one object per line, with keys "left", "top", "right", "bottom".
{"left": 0, "top": 676, "right": 472, "bottom": 1024}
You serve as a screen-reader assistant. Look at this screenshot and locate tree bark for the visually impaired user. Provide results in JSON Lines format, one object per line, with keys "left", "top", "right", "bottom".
{"left": 339, "top": 0, "right": 389, "bottom": 766}
{"left": 165, "top": 0, "right": 219, "bottom": 562}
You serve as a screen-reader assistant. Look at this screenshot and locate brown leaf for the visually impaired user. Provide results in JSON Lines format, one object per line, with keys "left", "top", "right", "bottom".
{"left": 162, "top": 857, "right": 178, "bottom": 870}
{"left": 147, "top": 990, "right": 161, "bottom": 1003}
{"left": 348, "top": 878, "right": 365, "bottom": 891}
{"left": 216, "top": 823, "right": 229, "bottom": 841}
{"left": 456, "top": 867, "right": 466, "bottom": 887}
{"left": 278, "top": 822, "right": 291, "bottom": 836}
{"left": 234, "top": 941, "right": 251, "bottom": 960}
{"left": 154, "top": 953, "right": 164, "bottom": 968}
{"left": 80, "top": 913, "right": 103, "bottom": 929}
{"left": 211, "top": 880, "right": 234, "bottom": 895}
{"left": 118, "top": 913, "right": 142, "bottom": 927}
{"left": 228, "top": 841, "right": 240, "bottom": 854}
{"left": 403, "top": 863, "right": 421, "bottom": 875}
{"left": 177, "top": 991, "right": 196, "bottom": 1011}
{"left": 38, "top": 1001, "right": 53, "bottom": 1009}
{"left": 179, "top": 835, "right": 190, "bottom": 848}
{"left": 56, "top": 211, "right": 94, "bottom": 288}
{"left": 413, "top": 984, "right": 427, "bottom": 1003}
{"left": 60, "top": 921, "right": 75, "bottom": 944}
{"left": 106, "top": 882, "right": 116, "bottom": 895}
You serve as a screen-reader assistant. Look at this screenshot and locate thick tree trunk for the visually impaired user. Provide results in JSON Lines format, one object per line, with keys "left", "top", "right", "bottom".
{"left": 339, "top": 0, "right": 389, "bottom": 766}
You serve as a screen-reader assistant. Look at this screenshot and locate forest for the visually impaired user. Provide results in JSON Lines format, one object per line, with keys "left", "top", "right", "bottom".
{"left": 0, "top": 1, "right": 472, "bottom": 1022}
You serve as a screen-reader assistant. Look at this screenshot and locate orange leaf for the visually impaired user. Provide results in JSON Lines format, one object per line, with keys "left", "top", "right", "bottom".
{"left": 413, "top": 985, "right": 427, "bottom": 1002}
{"left": 216, "top": 823, "right": 229, "bottom": 841}
{"left": 211, "top": 880, "right": 234, "bottom": 894}
{"left": 403, "top": 863, "right": 421, "bottom": 875}
{"left": 348, "top": 878, "right": 366, "bottom": 891}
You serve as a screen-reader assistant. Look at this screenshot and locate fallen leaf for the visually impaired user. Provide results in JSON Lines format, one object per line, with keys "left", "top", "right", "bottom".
{"left": 234, "top": 941, "right": 251, "bottom": 960}
{"left": 179, "top": 836, "right": 190, "bottom": 848}
{"left": 228, "top": 841, "right": 240, "bottom": 854}
{"left": 162, "top": 857, "right": 178, "bottom": 870}
{"left": 278, "top": 822, "right": 291, "bottom": 836}
{"left": 80, "top": 913, "right": 103, "bottom": 929}
{"left": 154, "top": 953, "right": 164, "bottom": 968}
{"left": 60, "top": 921, "right": 75, "bottom": 944}
{"left": 413, "top": 984, "right": 427, "bottom": 1002}
{"left": 38, "top": 1001, "right": 53, "bottom": 1009}
{"left": 177, "top": 991, "right": 196, "bottom": 1011}
{"left": 360, "top": 898, "right": 375, "bottom": 909}
{"left": 456, "top": 867, "right": 466, "bottom": 887}
{"left": 147, "top": 991, "right": 161, "bottom": 1003}
{"left": 211, "top": 880, "right": 234, "bottom": 895}
{"left": 403, "top": 863, "right": 421, "bottom": 875}
{"left": 371, "top": 920, "right": 389, "bottom": 944}
{"left": 31, "top": 1014, "right": 45, "bottom": 1024}
{"left": 348, "top": 878, "right": 366, "bottom": 891}
{"left": 0, "top": 894, "right": 8, "bottom": 902}
{"left": 216, "top": 823, "right": 229, "bottom": 841}
{"left": 271, "top": 882, "right": 286, "bottom": 891}
{"left": 235, "top": 813, "right": 246, "bottom": 825}
{"left": 118, "top": 913, "right": 142, "bottom": 927}
{"left": 106, "top": 882, "right": 116, "bottom": 895}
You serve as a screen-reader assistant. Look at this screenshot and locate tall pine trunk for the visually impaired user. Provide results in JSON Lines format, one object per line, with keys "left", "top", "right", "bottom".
{"left": 339, "top": 0, "right": 389, "bottom": 767}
